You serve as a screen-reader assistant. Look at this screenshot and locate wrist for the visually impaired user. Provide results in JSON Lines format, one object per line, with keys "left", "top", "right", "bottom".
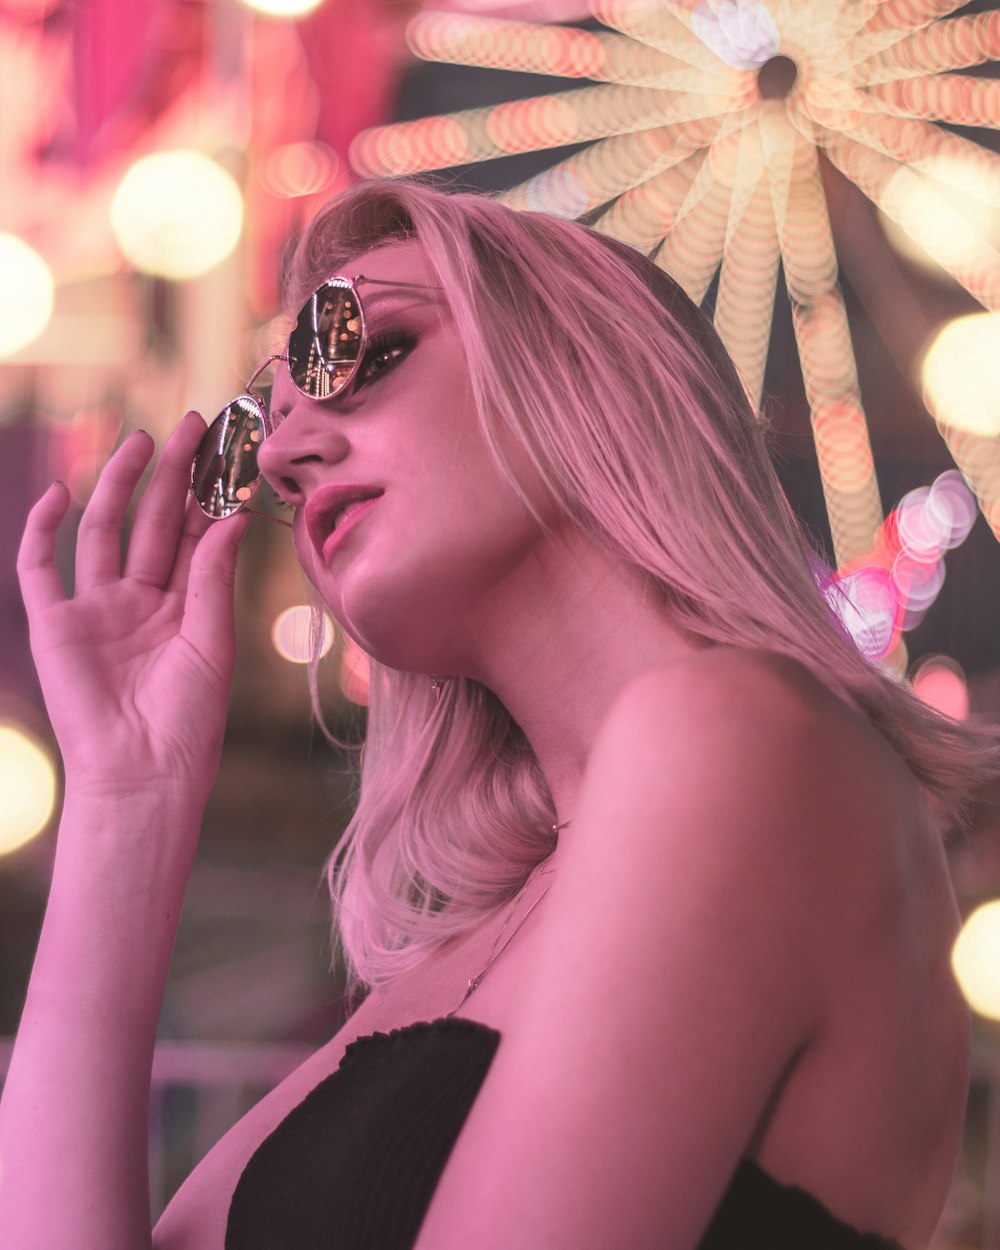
{"left": 53, "top": 785, "right": 205, "bottom": 908}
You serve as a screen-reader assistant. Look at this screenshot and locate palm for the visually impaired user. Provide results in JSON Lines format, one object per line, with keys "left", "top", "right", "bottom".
{"left": 17, "top": 417, "right": 251, "bottom": 800}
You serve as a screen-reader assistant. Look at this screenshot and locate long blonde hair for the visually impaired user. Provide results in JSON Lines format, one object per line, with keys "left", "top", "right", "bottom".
{"left": 287, "top": 179, "right": 999, "bottom": 995}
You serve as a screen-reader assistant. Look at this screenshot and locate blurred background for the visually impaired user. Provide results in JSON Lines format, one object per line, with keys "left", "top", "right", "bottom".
{"left": 4, "top": 0, "right": 1000, "bottom": 1240}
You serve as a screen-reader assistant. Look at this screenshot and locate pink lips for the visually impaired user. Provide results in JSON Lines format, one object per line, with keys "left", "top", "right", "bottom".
{"left": 305, "top": 483, "right": 384, "bottom": 562}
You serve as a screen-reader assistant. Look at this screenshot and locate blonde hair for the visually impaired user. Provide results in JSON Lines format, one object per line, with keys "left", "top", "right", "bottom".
{"left": 287, "top": 179, "right": 999, "bottom": 995}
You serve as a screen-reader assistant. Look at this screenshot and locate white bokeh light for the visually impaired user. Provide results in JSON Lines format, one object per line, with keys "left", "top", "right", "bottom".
{"left": 0, "top": 234, "right": 54, "bottom": 358}
{"left": 922, "top": 313, "right": 1000, "bottom": 438}
{"left": 953, "top": 900, "right": 1000, "bottom": 1021}
{"left": 110, "top": 150, "right": 243, "bottom": 280}
{"left": 271, "top": 605, "right": 336, "bottom": 664}
{"left": 240, "top": 0, "right": 322, "bottom": 16}
{"left": 0, "top": 726, "right": 57, "bottom": 855}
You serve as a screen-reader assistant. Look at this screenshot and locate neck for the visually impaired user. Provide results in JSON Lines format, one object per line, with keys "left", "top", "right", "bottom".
{"left": 455, "top": 523, "right": 710, "bottom": 831}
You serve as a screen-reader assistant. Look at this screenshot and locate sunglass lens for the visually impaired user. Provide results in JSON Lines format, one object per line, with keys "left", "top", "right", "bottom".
{"left": 288, "top": 279, "right": 363, "bottom": 399}
{"left": 191, "top": 394, "right": 266, "bottom": 518}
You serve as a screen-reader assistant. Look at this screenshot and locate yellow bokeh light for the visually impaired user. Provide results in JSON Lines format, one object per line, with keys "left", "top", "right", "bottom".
{"left": 110, "top": 150, "right": 243, "bottom": 281}
{"left": 0, "top": 233, "right": 54, "bottom": 358}
{"left": 240, "top": 0, "right": 322, "bottom": 15}
{"left": 0, "top": 726, "right": 57, "bottom": 855}
{"left": 881, "top": 156, "right": 1000, "bottom": 278}
{"left": 271, "top": 605, "right": 336, "bottom": 664}
{"left": 952, "top": 899, "right": 1000, "bottom": 1021}
{"left": 922, "top": 313, "right": 1000, "bottom": 437}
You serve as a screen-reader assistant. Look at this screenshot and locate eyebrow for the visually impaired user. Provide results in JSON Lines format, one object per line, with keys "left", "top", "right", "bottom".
{"left": 360, "top": 284, "right": 444, "bottom": 312}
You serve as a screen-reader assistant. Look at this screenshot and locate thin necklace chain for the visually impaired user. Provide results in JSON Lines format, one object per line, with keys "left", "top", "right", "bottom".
{"left": 448, "top": 819, "right": 570, "bottom": 1017}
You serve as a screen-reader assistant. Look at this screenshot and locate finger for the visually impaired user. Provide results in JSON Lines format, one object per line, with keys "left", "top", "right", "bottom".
{"left": 17, "top": 481, "right": 71, "bottom": 614}
{"left": 166, "top": 493, "right": 214, "bottom": 597}
{"left": 74, "top": 431, "right": 154, "bottom": 592}
{"left": 124, "top": 411, "right": 207, "bottom": 587}
{"left": 179, "top": 509, "right": 252, "bottom": 662}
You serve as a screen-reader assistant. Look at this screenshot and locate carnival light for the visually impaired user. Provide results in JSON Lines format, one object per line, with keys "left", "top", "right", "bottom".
{"left": 261, "top": 142, "right": 338, "bottom": 198}
{"left": 922, "top": 313, "right": 1000, "bottom": 438}
{"left": 271, "top": 605, "right": 336, "bottom": 664}
{"left": 0, "top": 726, "right": 57, "bottom": 855}
{"left": 354, "top": 1, "right": 1000, "bottom": 564}
{"left": 239, "top": 0, "right": 322, "bottom": 17}
{"left": 879, "top": 154, "right": 1000, "bottom": 277}
{"left": 111, "top": 150, "right": 243, "bottom": 281}
{"left": 911, "top": 654, "right": 969, "bottom": 721}
{"left": 953, "top": 899, "right": 1000, "bottom": 1022}
{"left": 0, "top": 233, "right": 54, "bottom": 358}
{"left": 826, "top": 468, "right": 977, "bottom": 661}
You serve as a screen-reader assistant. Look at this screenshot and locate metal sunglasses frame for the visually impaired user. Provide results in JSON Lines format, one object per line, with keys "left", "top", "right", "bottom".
{"left": 190, "top": 274, "right": 438, "bottom": 522}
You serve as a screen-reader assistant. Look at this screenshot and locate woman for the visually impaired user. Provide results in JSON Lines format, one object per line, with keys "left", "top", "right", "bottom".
{"left": 3, "top": 180, "right": 996, "bottom": 1249}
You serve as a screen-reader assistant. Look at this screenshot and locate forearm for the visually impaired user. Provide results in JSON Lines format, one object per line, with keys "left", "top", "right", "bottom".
{"left": 0, "top": 789, "right": 202, "bottom": 1250}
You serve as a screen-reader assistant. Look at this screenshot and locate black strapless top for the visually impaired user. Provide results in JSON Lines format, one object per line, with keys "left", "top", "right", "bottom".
{"left": 226, "top": 1016, "right": 903, "bottom": 1249}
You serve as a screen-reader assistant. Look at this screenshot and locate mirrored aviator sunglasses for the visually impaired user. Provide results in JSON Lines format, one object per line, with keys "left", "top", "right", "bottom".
{"left": 191, "top": 274, "right": 429, "bottom": 521}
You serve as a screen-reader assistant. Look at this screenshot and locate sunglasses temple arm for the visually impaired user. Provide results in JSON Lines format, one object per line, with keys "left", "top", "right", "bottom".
{"left": 244, "top": 506, "right": 294, "bottom": 528}
{"left": 245, "top": 353, "right": 290, "bottom": 391}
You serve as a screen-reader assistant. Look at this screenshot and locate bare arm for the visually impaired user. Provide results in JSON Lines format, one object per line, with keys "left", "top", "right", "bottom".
{"left": 0, "top": 417, "right": 250, "bottom": 1249}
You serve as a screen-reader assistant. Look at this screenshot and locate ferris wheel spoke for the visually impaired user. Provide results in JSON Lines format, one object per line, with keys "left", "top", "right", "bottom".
{"left": 771, "top": 143, "right": 883, "bottom": 567}
{"left": 501, "top": 115, "right": 726, "bottom": 215}
{"left": 866, "top": 72, "right": 1000, "bottom": 129}
{"left": 835, "top": 0, "right": 971, "bottom": 70}
{"left": 821, "top": 128, "right": 1000, "bottom": 310}
{"left": 591, "top": 0, "right": 738, "bottom": 77}
{"left": 933, "top": 428, "right": 1000, "bottom": 543}
{"left": 849, "top": 11, "right": 1000, "bottom": 85}
{"left": 715, "top": 173, "right": 779, "bottom": 410}
{"left": 593, "top": 151, "right": 703, "bottom": 249}
{"left": 350, "top": 82, "right": 742, "bottom": 178}
{"left": 406, "top": 10, "right": 729, "bottom": 93}
{"left": 813, "top": 0, "right": 885, "bottom": 64}
{"left": 653, "top": 151, "right": 731, "bottom": 304}
{"left": 801, "top": 80, "right": 1000, "bottom": 205}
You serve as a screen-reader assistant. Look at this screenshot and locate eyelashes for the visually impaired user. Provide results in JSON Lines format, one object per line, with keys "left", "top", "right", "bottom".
{"left": 354, "top": 330, "right": 416, "bottom": 390}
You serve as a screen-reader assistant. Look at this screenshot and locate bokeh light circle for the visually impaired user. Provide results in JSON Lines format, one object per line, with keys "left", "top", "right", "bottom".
{"left": 825, "top": 566, "right": 897, "bottom": 661}
{"left": 952, "top": 899, "right": 1000, "bottom": 1021}
{"left": 271, "top": 605, "right": 336, "bottom": 664}
{"left": 110, "top": 150, "right": 243, "bottom": 280}
{"left": 261, "top": 141, "right": 337, "bottom": 197}
{"left": 0, "top": 234, "right": 54, "bottom": 358}
{"left": 0, "top": 725, "right": 57, "bottom": 855}
{"left": 911, "top": 654, "right": 969, "bottom": 722}
{"left": 928, "top": 470, "right": 978, "bottom": 549}
{"left": 922, "top": 313, "right": 1000, "bottom": 437}
{"left": 240, "top": 0, "right": 322, "bottom": 15}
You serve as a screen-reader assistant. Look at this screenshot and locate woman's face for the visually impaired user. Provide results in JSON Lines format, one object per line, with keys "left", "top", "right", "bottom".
{"left": 258, "top": 239, "right": 556, "bottom": 676}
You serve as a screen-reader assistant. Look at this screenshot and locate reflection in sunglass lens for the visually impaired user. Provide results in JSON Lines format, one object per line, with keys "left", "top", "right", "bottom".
{"left": 288, "top": 278, "right": 364, "bottom": 399}
{"left": 191, "top": 393, "right": 267, "bottom": 518}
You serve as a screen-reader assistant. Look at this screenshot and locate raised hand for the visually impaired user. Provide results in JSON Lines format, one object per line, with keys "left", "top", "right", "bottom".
{"left": 16, "top": 412, "right": 252, "bottom": 809}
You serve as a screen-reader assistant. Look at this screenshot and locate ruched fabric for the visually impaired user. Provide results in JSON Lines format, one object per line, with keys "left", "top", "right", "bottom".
{"left": 226, "top": 1016, "right": 902, "bottom": 1250}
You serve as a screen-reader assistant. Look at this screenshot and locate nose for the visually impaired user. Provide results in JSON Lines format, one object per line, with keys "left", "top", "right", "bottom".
{"left": 257, "top": 398, "right": 351, "bottom": 507}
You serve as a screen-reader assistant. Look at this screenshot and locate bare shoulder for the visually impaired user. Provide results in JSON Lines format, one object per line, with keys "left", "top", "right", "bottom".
{"left": 579, "top": 646, "right": 905, "bottom": 879}
{"left": 597, "top": 645, "right": 873, "bottom": 761}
